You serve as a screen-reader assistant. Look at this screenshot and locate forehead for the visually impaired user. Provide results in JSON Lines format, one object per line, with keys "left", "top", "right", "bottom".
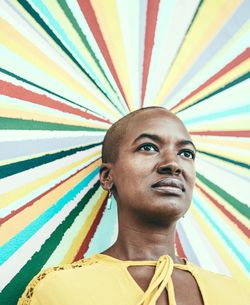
{"left": 124, "top": 109, "right": 191, "bottom": 141}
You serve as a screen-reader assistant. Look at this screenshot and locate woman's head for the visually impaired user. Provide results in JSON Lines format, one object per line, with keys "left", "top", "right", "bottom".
{"left": 100, "top": 107, "right": 196, "bottom": 224}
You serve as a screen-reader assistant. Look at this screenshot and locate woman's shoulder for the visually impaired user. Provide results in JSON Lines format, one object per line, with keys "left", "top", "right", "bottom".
{"left": 188, "top": 262, "right": 250, "bottom": 304}
{"left": 17, "top": 256, "right": 101, "bottom": 305}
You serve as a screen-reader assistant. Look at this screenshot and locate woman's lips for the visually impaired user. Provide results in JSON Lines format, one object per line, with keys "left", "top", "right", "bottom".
{"left": 151, "top": 178, "right": 185, "bottom": 195}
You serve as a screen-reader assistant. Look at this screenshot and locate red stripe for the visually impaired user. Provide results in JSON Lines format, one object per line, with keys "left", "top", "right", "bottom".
{"left": 196, "top": 183, "right": 250, "bottom": 238}
{"left": 74, "top": 196, "right": 108, "bottom": 261}
{"left": 141, "top": 0, "right": 160, "bottom": 107}
{"left": 0, "top": 159, "right": 100, "bottom": 226}
{"left": 78, "top": 0, "right": 130, "bottom": 111}
{"left": 175, "top": 231, "right": 187, "bottom": 259}
{"left": 189, "top": 130, "right": 250, "bottom": 137}
{"left": 0, "top": 80, "right": 110, "bottom": 124}
{"left": 171, "top": 48, "right": 250, "bottom": 111}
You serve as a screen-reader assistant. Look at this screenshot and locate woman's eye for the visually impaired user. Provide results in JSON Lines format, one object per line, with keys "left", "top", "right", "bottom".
{"left": 179, "top": 150, "right": 195, "bottom": 159}
{"left": 138, "top": 143, "right": 158, "bottom": 152}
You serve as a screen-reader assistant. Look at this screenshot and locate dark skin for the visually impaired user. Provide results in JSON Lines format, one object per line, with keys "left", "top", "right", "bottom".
{"left": 100, "top": 109, "right": 204, "bottom": 305}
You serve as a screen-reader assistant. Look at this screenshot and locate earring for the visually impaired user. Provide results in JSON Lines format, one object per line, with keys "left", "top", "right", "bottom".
{"left": 108, "top": 189, "right": 112, "bottom": 198}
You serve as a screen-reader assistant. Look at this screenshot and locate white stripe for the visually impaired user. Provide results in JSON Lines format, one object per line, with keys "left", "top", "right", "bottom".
{"left": 0, "top": 175, "right": 98, "bottom": 292}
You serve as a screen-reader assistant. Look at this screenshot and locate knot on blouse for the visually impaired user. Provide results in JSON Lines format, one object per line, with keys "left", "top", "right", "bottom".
{"left": 137, "top": 255, "right": 176, "bottom": 305}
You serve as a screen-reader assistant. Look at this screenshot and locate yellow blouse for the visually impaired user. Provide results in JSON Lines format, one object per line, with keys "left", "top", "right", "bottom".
{"left": 18, "top": 254, "right": 249, "bottom": 305}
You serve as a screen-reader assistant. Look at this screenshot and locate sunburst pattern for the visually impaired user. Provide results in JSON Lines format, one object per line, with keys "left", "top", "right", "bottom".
{"left": 0, "top": 1, "right": 249, "bottom": 304}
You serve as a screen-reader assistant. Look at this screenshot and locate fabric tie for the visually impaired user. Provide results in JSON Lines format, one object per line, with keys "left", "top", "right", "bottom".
{"left": 136, "top": 255, "right": 176, "bottom": 305}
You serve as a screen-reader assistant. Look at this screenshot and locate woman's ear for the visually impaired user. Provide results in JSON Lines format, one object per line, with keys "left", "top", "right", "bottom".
{"left": 99, "top": 163, "right": 113, "bottom": 191}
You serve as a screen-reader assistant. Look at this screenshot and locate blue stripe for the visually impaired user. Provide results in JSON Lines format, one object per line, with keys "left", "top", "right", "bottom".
{"left": 193, "top": 192, "right": 250, "bottom": 272}
{"left": 29, "top": 0, "right": 113, "bottom": 101}
{"left": 183, "top": 104, "right": 250, "bottom": 125}
{"left": 0, "top": 167, "right": 99, "bottom": 265}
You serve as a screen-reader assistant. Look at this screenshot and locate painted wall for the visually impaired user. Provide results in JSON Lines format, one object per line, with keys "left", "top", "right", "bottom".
{"left": 0, "top": 1, "right": 249, "bottom": 304}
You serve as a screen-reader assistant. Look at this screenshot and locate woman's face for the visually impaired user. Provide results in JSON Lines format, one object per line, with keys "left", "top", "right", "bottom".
{"left": 107, "top": 109, "right": 196, "bottom": 224}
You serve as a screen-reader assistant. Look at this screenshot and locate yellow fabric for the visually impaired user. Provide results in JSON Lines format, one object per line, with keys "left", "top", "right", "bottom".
{"left": 18, "top": 254, "right": 250, "bottom": 305}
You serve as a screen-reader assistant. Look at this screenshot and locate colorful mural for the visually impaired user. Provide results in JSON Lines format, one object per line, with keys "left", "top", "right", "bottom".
{"left": 0, "top": 1, "right": 249, "bottom": 304}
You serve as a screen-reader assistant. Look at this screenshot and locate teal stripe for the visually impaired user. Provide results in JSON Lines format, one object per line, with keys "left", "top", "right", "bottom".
{"left": 0, "top": 167, "right": 99, "bottom": 265}
{"left": 193, "top": 192, "right": 250, "bottom": 272}
{"left": 177, "top": 72, "right": 250, "bottom": 113}
{"left": 0, "top": 181, "right": 100, "bottom": 305}
{"left": 57, "top": 0, "right": 126, "bottom": 114}
{"left": 29, "top": 0, "right": 115, "bottom": 104}
{"left": 0, "top": 117, "right": 107, "bottom": 131}
{"left": 197, "top": 150, "right": 250, "bottom": 170}
{"left": 196, "top": 172, "right": 250, "bottom": 219}
{"left": 0, "top": 68, "right": 105, "bottom": 117}
{"left": 0, "top": 142, "right": 101, "bottom": 179}
{"left": 183, "top": 104, "right": 250, "bottom": 125}
{"left": 17, "top": 0, "right": 114, "bottom": 103}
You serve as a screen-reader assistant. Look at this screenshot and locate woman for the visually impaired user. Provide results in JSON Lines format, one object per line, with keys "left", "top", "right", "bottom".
{"left": 18, "top": 107, "right": 249, "bottom": 305}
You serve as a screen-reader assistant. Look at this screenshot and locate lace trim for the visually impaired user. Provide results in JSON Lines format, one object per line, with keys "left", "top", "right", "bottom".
{"left": 17, "top": 257, "right": 98, "bottom": 305}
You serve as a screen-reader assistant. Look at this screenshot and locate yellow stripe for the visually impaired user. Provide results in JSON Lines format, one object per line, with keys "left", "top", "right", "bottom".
{"left": 195, "top": 143, "right": 250, "bottom": 164}
{"left": 61, "top": 188, "right": 106, "bottom": 263}
{"left": 173, "top": 60, "right": 250, "bottom": 112}
{"left": 0, "top": 152, "right": 100, "bottom": 208}
{"left": 0, "top": 17, "right": 119, "bottom": 118}
{"left": 195, "top": 181, "right": 250, "bottom": 245}
{"left": 0, "top": 98, "right": 109, "bottom": 130}
{"left": 195, "top": 151, "right": 250, "bottom": 178}
{"left": 0, "top": 160, "right": 99, "bottom": 245}
{"left": 154, "top": 0, "right": 241, "bottom": 105}
{"left": 91, "top": 0, "right": 134, "bottom": 110}
{"left": 187, "top": 115, "right": 250, "bottom": 131}
{"left": 190, "top": 205, "right": 250, "bottom": 290}
{"left": 43, "top": 0, "right": 119, "bottom": 105}
{"left": 192, "top": 136, "right": 250, "bottom": 150}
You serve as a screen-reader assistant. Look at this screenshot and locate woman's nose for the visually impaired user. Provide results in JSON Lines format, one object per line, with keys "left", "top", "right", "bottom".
{"left": 157, "top": 154, "right": 182, "bottom": 176}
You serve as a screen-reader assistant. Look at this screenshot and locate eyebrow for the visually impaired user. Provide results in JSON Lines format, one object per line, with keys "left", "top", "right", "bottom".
{"left": 133, "top": 133, "right": 197, "bottom": 151}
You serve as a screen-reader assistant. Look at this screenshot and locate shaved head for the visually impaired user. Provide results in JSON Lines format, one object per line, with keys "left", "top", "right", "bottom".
{"left": 102, "top": 107, "right": 178, "bottom": 163}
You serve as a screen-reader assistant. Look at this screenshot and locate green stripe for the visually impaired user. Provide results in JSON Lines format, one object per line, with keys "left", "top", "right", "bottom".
{"left": 0, "top": 181, "right": 100, "bottom": 305}
{"left": 0, "top": 68, "right": 103, "bottom": 117}
{"left": 197, "top": 150, "right": 250, "bottom": 169}
{"left": 165, "top": 1, "right": 203, "bottom": 76}
{"left": 0, "top": 142, "right": 102, "bottom": 179}
{"left": 185, "top": 0, "right": 203, "bottom": 35}
{"left": 177, "top": 72, "right": 250, "bottom": 114}
{"left": 17, "top": 0, "right": 113, "bottom": 103}
{"left": 196, "top": 172, "right": 250, "bottom": 219}
{"left": 0, "top": 117, "right": 107, "bottom": 131}
{"left": 57, "top": 0, "right": 126, "bottom": 114}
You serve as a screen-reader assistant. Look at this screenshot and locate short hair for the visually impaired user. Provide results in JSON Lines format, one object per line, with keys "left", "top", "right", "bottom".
{"left": 102, "top": 106, "right": 167, "bottom": 163}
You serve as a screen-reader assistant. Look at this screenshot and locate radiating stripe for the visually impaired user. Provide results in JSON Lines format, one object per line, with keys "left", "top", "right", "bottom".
{"left": 17, "top": 0, "right": 114, "bottom": 103}
{"left": 190, "top": 203, "right": 250, "bottom": 285}
{"left": 0, "top": 167, "right": 99, "bottom": 265}
{"left": 196, "top": 183, "right": 249, "bottom": 238}
{"left": 0, "top": 117, "right": 107, "bottom": 131}
{"left": 78, "top": 0, "right": 130, "bottom": 110}
{"left": 196, "top": 172, "right": 250, "bottom": 218}
{"left": 0, "top": 142, "right": 100, "bottom": 179}
{"left": 193, "top": 193, "right": 250, "bottom": 272}
{"left": 44, "top": 187, "right": 107, "bottom": 266}
{"left": 197, "top": 149, "right": 250, "bottom": 169}
{"left": 175, "top": 231, "right": 186, "bottom": 259}
{"left": 190, "top": 130, "right": 250, "bottom": 137}
{"left": 166, "top": 1, "right": 249, "bottom": 106}
{"left": 0, "top": 181, "right": 99, "bottom": 301}
{"left": 171, "top": 49, "right": 250, "bottom": 111}
{"left": 75, "top": 195, "right": 108, "bottom": 260}
{"left": 0, "top": 68, "right": 107, "bottom": 118}
{"left": 57, "top": 0, "right": 123, "bottom": 113}
{"left": 0, "top": 158, "right": 99, "bottom": 226}
{"left": 0, "top": 80, "right": 109, "bottom": 123}
{"left": 141, "top": 0, "right": 160, "bottom": 106}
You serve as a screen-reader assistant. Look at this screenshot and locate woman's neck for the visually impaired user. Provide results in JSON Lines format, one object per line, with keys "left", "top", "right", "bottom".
{"left": 103, "top": 219, "right": 182, "bottom": 263}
